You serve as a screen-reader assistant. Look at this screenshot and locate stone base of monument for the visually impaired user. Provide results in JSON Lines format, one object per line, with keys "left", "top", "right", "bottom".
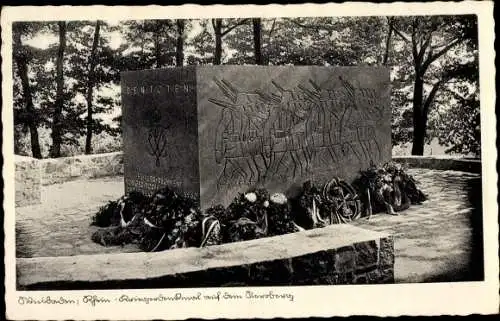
{"left": 17, "top": 224, "right": 394, "bottom": 290}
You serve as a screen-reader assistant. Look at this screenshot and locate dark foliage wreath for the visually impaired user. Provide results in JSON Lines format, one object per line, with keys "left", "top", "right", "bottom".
{"left": 91, "top": 162, "right": 426, "bottom": 252}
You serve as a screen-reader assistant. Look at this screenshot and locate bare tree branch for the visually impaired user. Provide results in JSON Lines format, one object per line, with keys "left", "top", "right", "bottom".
{"left": 267, "top": 18, "right": 277, "bottom": 42}
{"left": 422, "top": 37, "right": 463, "bottom": 72}
{"left": 392, "top": 28, "right": 411, "bottom": 43}
{"left": 441, "top": 86, "right": 476, "bottom": 103}
{"left": 382, "top": 19, "right": 394, "bottom": 66}
{"left": 431, "top": 33, "right": 460, "bottom": 50}
{"left": 290, "top": 18, "right": 340, "bottom": 32}
{"left": 423, "top": 80, "right": 443, "bottom": 117}
{"left": 422, "top": 62, "right": 465, "bottom": 117}
{"left": 221, "top": 18, "right": 249, "bottom": 37}
{"left": 423, "top": 78, "right": 464, "bottom": 86}
{"left": 417, "top": 32, "right": 433, "bottom": 64}
{"left": 411, "top": 23, "right": 419, "bottom": 68}
{"left": 430, "top": 38, "right": 462, "bottom": 60}
{"left": 390, "top": 18, "right": 411, "bottom": 43}
{"left": 291, "top": 19, "right": 321, "bottom": 31}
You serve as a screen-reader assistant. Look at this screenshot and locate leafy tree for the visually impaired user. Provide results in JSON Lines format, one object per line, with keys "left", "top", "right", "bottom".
{"left": 187, "top": 20, "right": 216, "bottom": 65}
{"left": 434, "top": 16, "right": 479, "bottom": 156}
{"left": 119, "top": 19, "right": 192, "bottom": 69}
{"left": 12, "top": 20, "right": 126, "bottom": 157}
{"left": 16, "top": 24, "right": 70, "bottom": 157}
{"left": 382, "top": 17, "right": 394, "bottom": 66}
{"left": 433, "top": 58, "right": 480, "bottom": 155}
{"left": 390, "top": 15, "right": 478, "bottom": 155}
{"left": 225, "top": 17, "right": 386, "bottom": 66}
{"left": 278, "top": 17, "right": 386, "bottom": 65}
{"left": 252, "top": 18, "right": 263, "bottom": 65}
{"left": 120, "top": 20, "right": 176, "bottom": 70}
{"left": 12, "top": 21, "right": 48, "bottom": 158}
{"left": 85, "top": 21, "right": 101, "bottom": 154}
{"left": 52, "top": 21, "right": 122, "bottom": 155}
{"left": 49, "top": 21, "right": 67, "bottom": 158}
{"left": 211, "top": 18, "right": 249, "bottom": 64}
{"left": 175, "top": 19, "right": 185, "bottom": 66}
{"left": 11, "top": 16, "right": 479, "bottom": 159}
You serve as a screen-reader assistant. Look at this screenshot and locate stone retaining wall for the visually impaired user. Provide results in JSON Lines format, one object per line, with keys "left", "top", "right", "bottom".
{"left": 15, "top": 152, "right": 123, "bottom": 207}
{"left": 392, "top": 155, "right": 481, "bottom": 173}
{"left": 17, "top": 224, "right": 394, "bottom": 290}
{"left": 15, "top": 156, "right": 42, "bottom": 207}
{"left": 39, "top": 152, "right": 123, "bottom": 185}
{"left": 14, "top": 153, "right": 479, "bottom": 207}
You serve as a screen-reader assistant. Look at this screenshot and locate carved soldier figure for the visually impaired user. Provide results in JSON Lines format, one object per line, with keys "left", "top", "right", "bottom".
{"left": 301, "top": 80, "right": 350, "bottom": 167}
{"left": 210, "top": 79, "right": 270, "bottom": 187}
{"left": 300, "top": 80, "right": 331, "bottom": 148}
{"left": 263, "top": 81, "right": 313, "bottom": 179}
{"left": 340, "top": 78, "right": 382, "bottom": 163}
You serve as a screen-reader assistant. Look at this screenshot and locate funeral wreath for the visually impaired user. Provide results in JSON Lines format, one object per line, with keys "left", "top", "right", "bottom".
{"left": 91, "top": 161, "right": 427, "bottom": 252}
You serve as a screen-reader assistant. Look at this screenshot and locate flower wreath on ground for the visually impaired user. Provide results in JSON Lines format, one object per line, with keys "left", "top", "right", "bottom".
{"left": 91, "top": 161, "right": 427, "bottom": 252}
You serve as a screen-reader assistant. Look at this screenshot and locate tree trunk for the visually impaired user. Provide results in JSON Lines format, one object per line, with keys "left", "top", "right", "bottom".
{"left": 13, "top": 30, "right": 42, "bottom": 158}
{"left": 382, "top": 20, "right": 393, "bottom": 65}
{"left": 154, "top": 32, "right": 161, "bottom": 68}
{"left": 252, "top": 18, "right": 263, "bottom": 65}
{"left": 85, "top": 20, "right": 101, "bottom": 155}
{"left": 49, "top": 21, "right": 67, "bottom": 158}
{"left": 213, "top": 19, "right": 222, "bottom": 65}
{"left": 176, "top": 19, "right": 185, "bottom": 67}
{"left": 411, "top": 74, "right": 426, "bottom": 155}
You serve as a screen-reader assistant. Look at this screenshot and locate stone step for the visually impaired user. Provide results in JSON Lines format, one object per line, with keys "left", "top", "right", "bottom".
{"left": 17, "top": 224, "right": 393, "bottom": 290}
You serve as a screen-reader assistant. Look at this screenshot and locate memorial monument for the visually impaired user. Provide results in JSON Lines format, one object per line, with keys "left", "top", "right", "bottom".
{"left": 121, "top": 66, "right": 391, "bottom": 208}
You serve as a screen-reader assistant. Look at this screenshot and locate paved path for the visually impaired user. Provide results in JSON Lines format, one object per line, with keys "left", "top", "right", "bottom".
{"left": 353, "top": 169, "right": 482, "bottom": 283}
{"left": 15, "top": 169, "right": 482, "bottom": 283}
{"left": 16, "top": 177, "right": 137, "bottom": 258}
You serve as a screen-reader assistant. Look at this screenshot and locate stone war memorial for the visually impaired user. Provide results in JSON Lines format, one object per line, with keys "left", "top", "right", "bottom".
{"left": 122, "top": 66, "right": 391, "bottom": 208}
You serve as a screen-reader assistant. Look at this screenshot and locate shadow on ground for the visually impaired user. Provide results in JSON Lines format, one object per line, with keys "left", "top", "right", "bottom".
{"left": 465, "top": 174, "right": 483, "bottom": 281}
{"left": 418, "top": 173, "right": 483, "bottom": 283}
{"left": 15, "top": 223, "right": 33, "bottom": 258}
